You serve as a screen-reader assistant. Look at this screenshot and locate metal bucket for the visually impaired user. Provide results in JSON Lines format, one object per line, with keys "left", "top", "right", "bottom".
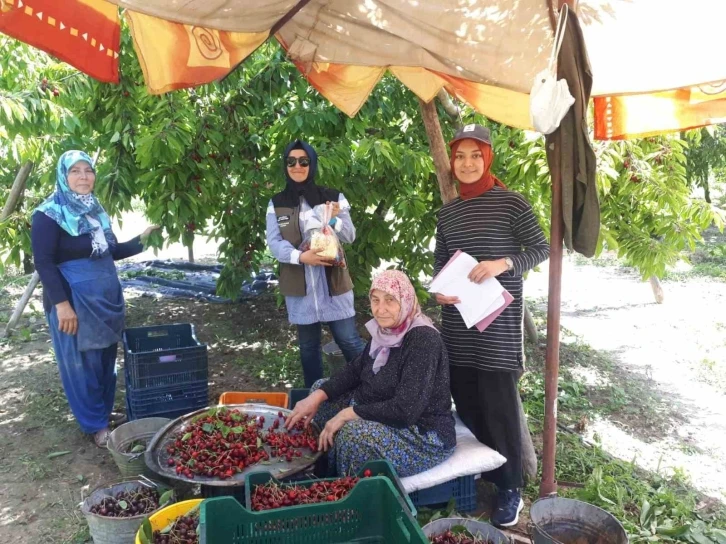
{"left": 530, "top": 497, "right": 628, "bottom": 544}
{"left": 80, "top": 480, "right": 170, "bottom": 544}
{"left": 107, "top": 417, "right": 171, "bottom": 478}
{"left": 424, "top": 518, "right": 510, "bottom": 544}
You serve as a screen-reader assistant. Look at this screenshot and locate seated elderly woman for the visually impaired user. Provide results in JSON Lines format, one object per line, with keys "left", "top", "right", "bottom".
{"left": 286, "top": 270, "right": 455, "bottom": 477}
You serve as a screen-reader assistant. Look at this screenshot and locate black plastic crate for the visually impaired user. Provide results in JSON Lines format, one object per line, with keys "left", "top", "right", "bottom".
{"left": 408, "top": 475, "right": 477, "bottom": 513}
{"left": 126, "top": 380, "right": 209, "bottom": 421}
{"left": 123, "top": 324, "right": 208, "bottom": 390}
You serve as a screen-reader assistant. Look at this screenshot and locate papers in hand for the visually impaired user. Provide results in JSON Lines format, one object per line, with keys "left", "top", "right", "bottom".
{"left": 429, "top": 251, "right": 513, "bottom": 331}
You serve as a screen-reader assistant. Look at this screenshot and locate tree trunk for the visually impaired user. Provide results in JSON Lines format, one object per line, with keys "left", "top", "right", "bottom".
{"left": 519, "top": 396, "right": 538, "bottom": 481}
{"left": 649, "top": 275, "right": 664, "bottom": 304}
{"left": 1, "top": 161, "right": 33, "bottom": 221}
{"left": 436, "top": 89, "right": 461, "bottom": 123}
{"left": 419, "top": 99, "right": 458, "bottom": 204}
{"left": 524, "top": 301, "right": 538, "bottom": 344}
{"left": 187, "top": 242, "right": 195, "bottom": 263}
{"left": 2, "top": 272, "right": 40, "bottom": 338}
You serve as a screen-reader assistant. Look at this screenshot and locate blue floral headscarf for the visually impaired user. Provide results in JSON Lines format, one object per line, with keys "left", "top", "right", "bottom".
{"left": 35, "top": 150, "right": 114, "bottom": 257}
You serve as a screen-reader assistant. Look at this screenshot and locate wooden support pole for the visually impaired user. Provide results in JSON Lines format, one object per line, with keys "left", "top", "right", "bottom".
{"left": 519, "top": 396, "right": 538, "bottom": 480}
{"left": 1, "top": 161, "right": 36, "bottom": 338}
{"left": 436, "top": 89, "right": 461, "bottom": 122}
{"left": 2, "top": 272, "right": 40, "bottom": 338}
{"left": 1, "top": 161, "right": 33, "bottom": 221}
{"left": 419, "top": 98, "right": 458, "bottom": 204}
{"left": 523, "top": 302, "right": 538, "bottom": 344}
{"left": 539, "top": 0, "right": 578, "bottom": 498}
{"left": 540, "top": 130, "right": 564, "bottom": 497}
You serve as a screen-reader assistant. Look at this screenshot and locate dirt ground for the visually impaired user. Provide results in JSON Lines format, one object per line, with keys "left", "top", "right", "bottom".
{"left": 525, "top": 233, "right": 726, "bottom": 499}
{"left": 0, "top": 290, "right": 290, "bottom": 542}
{"left": 2, "top": 225, "right": 725, "bottom": 541}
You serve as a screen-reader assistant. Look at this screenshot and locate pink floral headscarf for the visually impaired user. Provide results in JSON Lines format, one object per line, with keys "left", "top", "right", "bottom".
{"left": 365, "top": 270, "right": 437, "bottom": 374}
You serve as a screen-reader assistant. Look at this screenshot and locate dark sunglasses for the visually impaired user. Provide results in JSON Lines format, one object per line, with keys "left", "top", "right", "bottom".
{"left": 286, "top": 157, "right": 311, "bottom": 167}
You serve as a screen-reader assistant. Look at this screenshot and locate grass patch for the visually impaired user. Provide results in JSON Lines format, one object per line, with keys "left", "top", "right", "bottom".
{"left": 244, "top": 344, "right": 305, "bottom": 389}
{"left": 664, "top": 238, "right": 726, "bottom": 282}
{"left": 19, "top": 454, "right": 52, "bottom": 481}
{"left": 119, "top": 268, "right": 186, "bottom": 281}
{"left": 516, "top": 309, "right": 726, "bottom": 543}
{"left": 23, "top": 384, "right": 76, "bottom": 430}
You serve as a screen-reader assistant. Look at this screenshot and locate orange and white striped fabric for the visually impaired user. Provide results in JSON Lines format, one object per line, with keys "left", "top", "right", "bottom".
{"left": 0, "top": 0, "right": 120, "bottom": 83}
{"left": 594, "top": 82, "right": 726, "bottom": 140}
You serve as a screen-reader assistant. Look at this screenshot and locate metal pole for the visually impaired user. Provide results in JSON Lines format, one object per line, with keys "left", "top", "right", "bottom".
{"left": 540, "top": 128, "right": 564, "bottom": 496}
{"left": 539, "top": 0, "right": 575, "bottom": 497}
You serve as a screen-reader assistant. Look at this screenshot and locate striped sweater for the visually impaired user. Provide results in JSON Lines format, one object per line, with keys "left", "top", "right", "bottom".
{"left": 433, "top": 187, "right": 550, "bottom": 372}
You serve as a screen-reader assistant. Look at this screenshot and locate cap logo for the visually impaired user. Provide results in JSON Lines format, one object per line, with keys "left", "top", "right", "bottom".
{"left": 463, "top": 124, "right": 477, "bottom": 132}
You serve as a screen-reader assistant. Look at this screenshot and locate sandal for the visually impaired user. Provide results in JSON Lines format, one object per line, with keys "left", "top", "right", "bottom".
{"left": 94, "top": 427, "right": 110, "bottom": 448}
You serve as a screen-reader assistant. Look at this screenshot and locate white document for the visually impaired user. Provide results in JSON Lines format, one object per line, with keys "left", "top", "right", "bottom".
{"left": 429, "top": 252, "right": 506, "bottom": 329}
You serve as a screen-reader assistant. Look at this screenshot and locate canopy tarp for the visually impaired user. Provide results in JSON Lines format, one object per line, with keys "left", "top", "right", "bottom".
{"left": 2, "top": 0, "right": 725, "bottom": 136}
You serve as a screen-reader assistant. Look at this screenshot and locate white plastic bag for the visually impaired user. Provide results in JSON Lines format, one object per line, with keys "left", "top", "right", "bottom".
{"left": 299, "top": 202, "right": 345, "bottom": 266}
{"left": 529, "top": 4, "right": 575, "bottom": 135}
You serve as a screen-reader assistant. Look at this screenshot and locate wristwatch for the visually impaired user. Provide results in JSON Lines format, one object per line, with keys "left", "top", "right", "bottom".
{"left": 504, "top": 257, "right": 514, "bottom": 271}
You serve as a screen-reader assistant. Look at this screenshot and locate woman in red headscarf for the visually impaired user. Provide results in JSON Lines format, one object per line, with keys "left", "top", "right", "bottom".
{"left": 433, "top": 124, "right": 550, "bottom": 527}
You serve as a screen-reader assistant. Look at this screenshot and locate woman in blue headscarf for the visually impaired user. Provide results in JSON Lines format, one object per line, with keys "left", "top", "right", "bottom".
{"left": 31, "top": 150, "right": 159, "bottom": 447}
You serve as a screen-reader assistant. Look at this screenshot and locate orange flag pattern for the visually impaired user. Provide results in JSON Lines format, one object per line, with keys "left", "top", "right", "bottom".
{"left": 0, "top": 0, "right": 120, "bottom": 83}
{"left": 125, "top": 10, "right": 269, "bottom": 95}
{"left": 594, "top": 81, "right": 726, "bottom": 140}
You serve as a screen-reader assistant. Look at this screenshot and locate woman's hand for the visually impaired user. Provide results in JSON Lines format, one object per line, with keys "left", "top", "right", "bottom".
{"left": 286, "top": 389, "right": 328, "bottom": 429}
{"left": 435, "top": 293, "right": 461, "bottom": 305}
{"left": 468, "top": 259, "right": 508, "bottom": 284}
{"left": 326, "top": 201, "right": 341, "bottom": 218}
{"left": 318, "top": 407, "right": 359, "bottom": 452}
{"left": 56, "top": 301, "right": 78, "bottom": 335}
{"left": 299, "top": 248, "right": 334, "bottom": 267}
{"left": 141, "top": 225, "right": 161, "bottom": 238}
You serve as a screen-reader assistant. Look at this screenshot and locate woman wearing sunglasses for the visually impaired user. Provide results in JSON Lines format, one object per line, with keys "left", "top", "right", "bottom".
{"left": 266, "top": 140, "right": 366, "bottom": 387}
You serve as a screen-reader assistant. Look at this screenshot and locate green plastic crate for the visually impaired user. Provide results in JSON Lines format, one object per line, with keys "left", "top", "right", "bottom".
{"left": 199, "top": 477, "right": 428, "bottom": 543}
{"left": 244, "top": 459, "right": 416, "bottom": 517}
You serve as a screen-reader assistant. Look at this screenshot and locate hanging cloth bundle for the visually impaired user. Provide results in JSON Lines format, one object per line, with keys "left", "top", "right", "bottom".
{"left": 529, "top": 4, "right": 576, "bottom": 134}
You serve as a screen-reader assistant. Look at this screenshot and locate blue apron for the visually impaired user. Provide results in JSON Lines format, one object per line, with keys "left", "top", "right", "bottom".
{"left": 58, "top": 256, "right": 125, "bottom": 352}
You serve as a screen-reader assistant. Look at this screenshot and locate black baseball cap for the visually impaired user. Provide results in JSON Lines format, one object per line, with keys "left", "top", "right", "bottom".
{"left": 449, "top": 124, "right": 492, "bottom": 147}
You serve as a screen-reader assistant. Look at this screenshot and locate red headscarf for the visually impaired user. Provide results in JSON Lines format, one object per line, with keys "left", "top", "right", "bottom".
{"left": 450, "top": 139, "right": 506, "bottom": 200}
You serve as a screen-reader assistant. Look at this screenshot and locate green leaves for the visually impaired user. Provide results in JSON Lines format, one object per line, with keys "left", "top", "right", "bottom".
{"left": 47, "top": 451, "right": 72, "bottom": 459}
{"left": 159, "top": 489, "right": 174, "bottom": 506}
{"left": 139, "top": 518, "right": 153, "bottom": 544}
{"left": 2, "top": 32, "right": 721, "bottom": 295}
